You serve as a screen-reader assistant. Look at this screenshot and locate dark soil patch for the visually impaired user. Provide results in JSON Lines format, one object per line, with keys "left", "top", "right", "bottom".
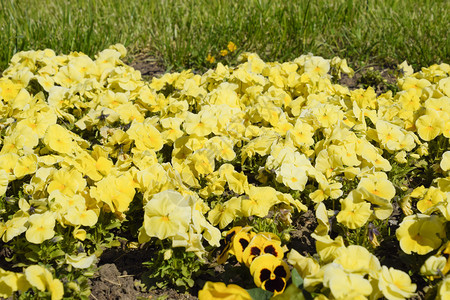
{"left": 129, "top": 53, "right": 167, "bottom": 79}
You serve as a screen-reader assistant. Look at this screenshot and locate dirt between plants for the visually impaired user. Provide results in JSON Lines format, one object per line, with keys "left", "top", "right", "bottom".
{"left": 88, "top": 55, "right": 407, "bottom": 300}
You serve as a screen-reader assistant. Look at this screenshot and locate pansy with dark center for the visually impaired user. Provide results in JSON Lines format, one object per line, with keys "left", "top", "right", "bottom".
{"left": 231, "top": 227, "right": 255, "bottom": 263}
{"left": 242, "top": 232, "right": 283, "bottom": 267}
{"left": 250, "top": 254, "right": 290, "bottom": 296}
{"left": 217, "top": 226, "right": 242, "bottom": 264}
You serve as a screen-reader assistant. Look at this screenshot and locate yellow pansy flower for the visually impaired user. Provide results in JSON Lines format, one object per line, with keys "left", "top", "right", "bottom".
{"left": 287, "top": 249, "right": 320, "bottom": 278}
{"left": 415, "top": 111, "right": 443, "bottom": 141}
{"left": 337, "top": 191, "right": 372, "bottom": 229}
{"left": 208, "top": 197, "right": 242, "bottom": 229}
{"left": 24, "top": 265, "right": 64, "bottom": 300}
{"left": 142, "top": 190, "right": 191, "bottom": 240}
{"left": 43, "top": 124, "right": 75, "bottom": 154}
{"left": 198, "top": 281, "right": 251, "bottom": 300}
{"left": 227, "top": 41, "right": 237, "bottom": 52}
{"left": 322, "top": 263, "right": 372, "bottom": 299}
{"left": 242, "top": 232, "right": 283, "bottom": 267}
{"left": 378, "top": 266, "right": 416, "bottom": 300}
{"left": 396, "top": 214, "right": 445, "bottom": 255}
{"left": 249, "top": 254, "right": 290, "bottom": 296}
{"left": 25, "top": 211, "right": 56, "bottom": 244}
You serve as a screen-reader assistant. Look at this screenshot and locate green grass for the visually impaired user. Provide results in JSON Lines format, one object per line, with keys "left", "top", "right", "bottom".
{"left": 0, "top": 0, "right": 448, "bottom": 73}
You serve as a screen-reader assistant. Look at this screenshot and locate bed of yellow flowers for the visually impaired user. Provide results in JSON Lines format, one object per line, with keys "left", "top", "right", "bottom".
{"left": 0, "top": 44, "right": 449, "bottom": 299}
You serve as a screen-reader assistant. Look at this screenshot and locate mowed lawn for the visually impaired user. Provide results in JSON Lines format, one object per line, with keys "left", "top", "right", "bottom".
{"left": 0, "top": 0, "right": 448, "bottom": 73}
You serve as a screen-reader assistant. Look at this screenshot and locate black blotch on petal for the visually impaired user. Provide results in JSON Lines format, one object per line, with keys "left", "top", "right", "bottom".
{"left": 250, "top": 246, "right": 261, "bottom": 256}
{"left": 274, "top": 265, "right": 287, "bottom": 278}
{"left": 264, "top": 245, "right": 278, "bottom": 256}
{"left": 239, "top": 238, "right": 250, "bottom": 251}
{"left": 263, "top": 277, "right": 286, "bottom": 293}
{"left": 259, "top": 268, "right": 271, "bottom": 282}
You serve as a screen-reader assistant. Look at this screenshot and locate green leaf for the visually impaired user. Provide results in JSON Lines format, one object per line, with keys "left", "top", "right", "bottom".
{"left": 291, "top": 268, "right": 304, "bottom": 288}
{"left": 49, "top": 249, "right": 66, "bottom": 259}
{"left": 246, "top": 287, "right": 273, "bottom": 300}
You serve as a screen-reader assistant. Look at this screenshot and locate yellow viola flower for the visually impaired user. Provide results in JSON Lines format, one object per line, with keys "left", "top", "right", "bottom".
{"left": 13, "top": 154, "right": 38, "bottom": 179}
{"left": 1, "top": 214, "right": 28, "bottom": 242}
{"left": 304, "top": 56, "right": 330, "bottom": 78}
{"left": 66, "top": 253, "right": 97, "bottom": 269}
{"left": 241, "top": 185, "right": 279, "bottom": 218}
{"left": 198, "top": 281, "right": 251, "bottom": 300}
{"left": 378, "top": 266, "right": 416, "bottom": 300}
{"left": 217, "top": 226, "right": 246, "bottom": 264}
{"left": 336, "top": 191, "right": 372, "bottom": 229}
{"left": 25, "top": 211, "right": 56, "bottom": 244}
{"left": 399, "top": 77, "right": 431, "bottom": 97}
{"left": 358, "top": 172, "right": 395, "bottom": 201}
{"left": 183, "top": 111, "right": 215, "bottom": 137}
{"left": 127, "top": 121, "right": 164, "bottom": 152}
{"left": 439, "top": 275, "right": 450, "bottom": 299}
{"left": 73, "top": 227, "right": 87, "bottom": 241}
{"left": 227, "top": 41, "right": 237, "bottom": 52}
{"left": 351, "top": 87, "right": 377, "bottom": 109}
{"left": 415, "top": 111, "right": 443, "bottom": 141}
{"left": 90, "top": 173, "right": 136, "bottom": 213}
{"left": 47, "top": 167, "right": 86, "bottom": 197}
{"left": 43, "top": 124, "right": 75, "bottom": 154}
{"left": 311, "top": 234, "right": 345, "bottom": 263}
{"left": 287, "top": 249, "right": 320, "bottom": 278}
{"left": 242, "top": 232, "right": 284, "bottom": 267}
{"left": 191, "top": 149, "right": 215, "bottom": 175}
{"left": 206, "top": 53, "right": 215, "bottom": 64}
{"left": 322, "top": 263, "right": 372, "bottom": 299}
{"left": 143, "top": 190, "right": 191, "bottom": 240}
{"left": 208, "top": 197, "right": 242, "bottom": 229}
{"left": 396, "top": 214, "right": 445, "bottom": 255}
{"left": 0, "top": 78, "right": 22, "bottom": 102}
{"left": 420, "top": 255, "right": 447, "bottom": 279}
{"left": 417, "top": 187, "right": 445, "bottom": 213}
{"left": 0, "top": 268, "right": 30, "bottom": 298}
{"left": 64, "top": 207, "right": 98, "bottom": 227}
{"left": 333, "top": 245, "right": 381, "bottom": 277}
{"left": 286, "top": 119, "right": 315, "bottom": 148}
{"left": 375, "top": 120, "right": 404, "bottom": 151}
{"left": 314, "top": 202, "right": 330, "bottom": 236}
{"left": 276, "top": 163, "right": 308, "bottom": 191}
{"left": 0, "top": 169, "right": 9, "bottom": 196}
{"left": 231, "top": 227, "right": 255, "bottom": 263}
{"left": 441, "top": 151, "right": 450, "bottom": 171}
{"left": 249, "top": 254, "right": 290, "bottom": 295}
{"left": 0, "top": 126, "right": 39, "bottom": 155}
{"left": 24, "top": 265, "right": 64, "bottom": 300}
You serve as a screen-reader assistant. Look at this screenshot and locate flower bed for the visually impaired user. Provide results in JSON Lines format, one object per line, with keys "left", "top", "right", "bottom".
{"left": 0, "top": 44, "right": 449, "bottom": 299}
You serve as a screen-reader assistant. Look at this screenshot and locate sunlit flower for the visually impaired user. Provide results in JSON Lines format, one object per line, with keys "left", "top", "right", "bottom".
{"left": 141, "top": 190, "right": 191, "bottom": 241}
{"left": 65, "top": 253, "right": 97, "bottom": 269}
{"left": 287, "top": 249, "right": 320, "bottom": 278}
{"left": 322, "top": 263, "right": 372, "bottom": 299}
{"left": 198, "top": 281, "right": 251, "bottom": 300}
{"left": 43, "top": 124, "right": 75, "bottom": 154}
{"left": 227, "top": 41, "right": 237, "bottom": 52}
{"left": 249, "top": 254, "right": 290, "bottom": 295}
{"left": 396, "top": 214, "right": 445, "bottom": 255}
{"left": 378, "top": 266, "right": 416, "bottom": 300}
{"left": 25, "top": 211, "right": 56, "bottom": 244}
{"left": 25, "top": 265, "right": 64, "bottom": 300}
{"left": 206, "top": 53, "right": 215, "bottom": 64}
{"left": 232, "top": 227, "right": 255, "bottom": 263}
{"left": 336, "top": 191, "right": 372, "bottom": 229}
{"left": 242, "top": 232, "right": 283, "bottom": 267}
